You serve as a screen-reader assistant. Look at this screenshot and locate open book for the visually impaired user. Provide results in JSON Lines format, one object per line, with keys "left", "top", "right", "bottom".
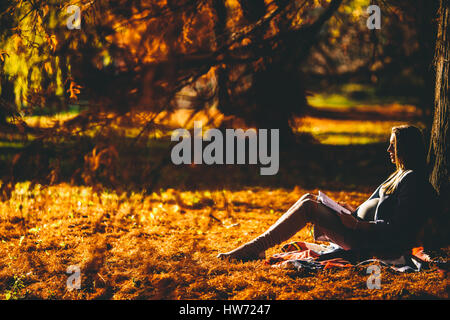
{"left": 317, "top": 191, "right": 352, "bottom": 215}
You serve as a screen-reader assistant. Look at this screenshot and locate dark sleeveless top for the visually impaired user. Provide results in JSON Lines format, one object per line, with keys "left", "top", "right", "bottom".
{"left": 353, "top": 170, "right": 437, "bottom": 252}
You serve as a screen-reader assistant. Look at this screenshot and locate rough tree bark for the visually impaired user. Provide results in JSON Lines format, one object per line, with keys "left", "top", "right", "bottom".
{"left": 426, "top": 0, "right": 449, "bottom": 247}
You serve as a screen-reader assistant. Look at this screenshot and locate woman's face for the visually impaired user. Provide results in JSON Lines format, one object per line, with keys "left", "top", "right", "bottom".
{"left": 387, "top": 133, "right": 396, "bottom": 164}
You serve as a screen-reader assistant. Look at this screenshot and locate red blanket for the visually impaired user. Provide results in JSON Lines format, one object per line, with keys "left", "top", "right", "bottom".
{"left": 265, "top": 241, "right": 435, "bottom": 272}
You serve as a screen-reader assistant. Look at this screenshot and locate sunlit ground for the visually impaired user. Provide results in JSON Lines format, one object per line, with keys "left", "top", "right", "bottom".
{"left": 307, "top": 83, "right": 419, "bottom": 109}
{"left": 297, "top": 116, "right": 409, "bottom": 144}
{"left": 0, "top": 183, "right": 447, "bottom": 300}
{"left": 14, "top": 95, "right": 422, "bottom": 146}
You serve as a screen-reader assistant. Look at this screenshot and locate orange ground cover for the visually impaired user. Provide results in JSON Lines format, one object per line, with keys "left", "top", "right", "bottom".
{"left": 0, "top": 183, "right": 447, "bottom": 299}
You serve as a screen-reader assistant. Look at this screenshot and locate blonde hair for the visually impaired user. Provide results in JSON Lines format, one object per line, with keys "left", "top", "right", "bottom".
{"left": 381, "top": 125, "right": 427, "bottom": 195}
{"left": 381, "top": 169, "right": 412, "bottom": 195}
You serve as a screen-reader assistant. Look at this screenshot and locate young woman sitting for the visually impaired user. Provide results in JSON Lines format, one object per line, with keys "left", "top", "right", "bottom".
{"left": 217, "top": 125, "right": 437, "bottom": 262}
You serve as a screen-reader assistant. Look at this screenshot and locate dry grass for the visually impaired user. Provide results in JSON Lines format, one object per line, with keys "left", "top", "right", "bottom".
{"left": 20, "top": 105, "right": 419, "bottom": 145}
{"left": 295, "top": 116, "right": 410, "bottom": 144}
{"left": 0, "top": 183, "right": 447, "bottom": 300}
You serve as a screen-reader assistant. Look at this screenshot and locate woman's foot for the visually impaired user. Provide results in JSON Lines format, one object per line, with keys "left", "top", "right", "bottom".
{"left": 217, "top": 247, "right": 266, "bottom": 262}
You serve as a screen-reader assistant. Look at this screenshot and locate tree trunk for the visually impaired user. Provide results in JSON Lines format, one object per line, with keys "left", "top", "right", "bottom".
{"left": 426, "top": 0, "right": 449, "bottom": 247}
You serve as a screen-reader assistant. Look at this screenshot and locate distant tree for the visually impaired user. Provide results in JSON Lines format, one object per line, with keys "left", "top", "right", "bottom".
{"left": 304, "top": 0, "right": 439, "bottom": 125}
{"left": 211, "top": 0, "right": 342, "bottom": 144}
{"left": 0, "top": 0, "right": 345, "bottom": 143}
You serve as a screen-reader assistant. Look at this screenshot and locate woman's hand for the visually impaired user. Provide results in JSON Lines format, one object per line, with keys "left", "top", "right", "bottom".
{"left": 299, "top": 193, "right": 318, "bottom": 202}
{"left": 338, "top": 201, "right": 356, "bottom": 213}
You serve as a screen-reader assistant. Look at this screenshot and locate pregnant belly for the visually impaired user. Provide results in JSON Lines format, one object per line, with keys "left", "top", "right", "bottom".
{"left": 356, "top": 198, "right": 379, "bottom": 221}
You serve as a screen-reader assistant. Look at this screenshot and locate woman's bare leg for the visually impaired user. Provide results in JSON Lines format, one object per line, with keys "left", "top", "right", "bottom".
{"left": 217, "top": 194, "right": 320, "bottom": 261}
